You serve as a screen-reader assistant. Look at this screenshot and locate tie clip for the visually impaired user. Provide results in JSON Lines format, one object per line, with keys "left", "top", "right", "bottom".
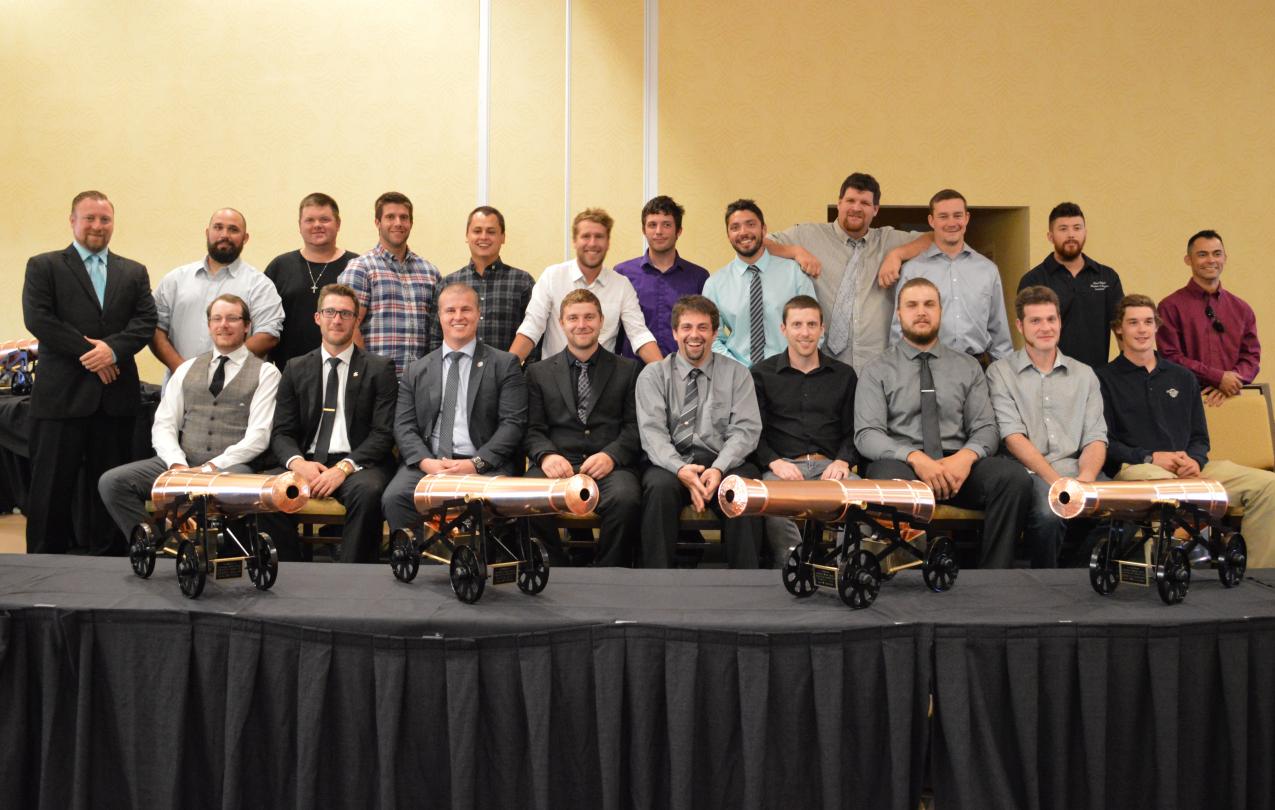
{"left": 921, "top": 388, "right": 936, "bottom": 394}
{"left": 322, "top": 407, "right": 337, "bottom": 412}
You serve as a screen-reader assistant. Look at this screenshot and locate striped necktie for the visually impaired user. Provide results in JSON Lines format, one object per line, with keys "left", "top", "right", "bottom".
{"left": 672, "top": 368, "right": 701, "bottom": 458}
{"left": 747, "top": 265, "right": 765, "bottom": 365}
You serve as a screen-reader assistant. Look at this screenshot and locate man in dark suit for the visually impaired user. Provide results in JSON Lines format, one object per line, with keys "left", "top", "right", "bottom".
{"left": 21, "top": 190, "right": 157, "bottom": 554}
{"left": 525, "top": 289, "right": 642, "bottom": 566}
{"left": 382, "top": 283, "right": 528, "bottom": 534}
{"left": 262, "top": 283, "right": 397, "bottom": 562}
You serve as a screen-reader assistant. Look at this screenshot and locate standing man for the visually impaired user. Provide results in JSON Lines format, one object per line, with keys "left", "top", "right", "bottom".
{"left": 1157, "top": 230, "right": 1261, "bottom": 406}
{"left": 613, "top": 195, "right": 710, "bottom": 359}
{"left": 703, "top": 199, "right": 817, "bottom": 367}
{"left": 511, "top": 208, "right": 661, "bottom": 364}
{"left": 1017, "top": 202, "right": 1124, "bottom": 370}
{"left": 151, "top": 208, "right": 284, "bottom": 375}
{"left": 524, "top": 290, "right": 643, "bottom": 566}
{"left": 382, "top": 283, "right": 528, "bottom": 536}
{"left": 751, "top": 295, "right": 859, "bottom": 566}
{"left": 987, "top": 286, "right": 1107, "bottom": 568}
{"left": 264, "top": 193, "right": 359, "bottom": 367}
{"left": 857, "top": 278, "right": 1031, "bottom": 569}
{"left": 22, "top": 190, "right": 157, "bottom": 554}
{"left": 263, "top": 283, "right": 398, "bottom": 563}
{"left": 337, "top": 191, "right": 441, "bottom": 377}
{"left": 766, "top": 172, "right": 933, "bottom": 372}
{"left": 636, "top": 295, "right": 764, "bottom": 568}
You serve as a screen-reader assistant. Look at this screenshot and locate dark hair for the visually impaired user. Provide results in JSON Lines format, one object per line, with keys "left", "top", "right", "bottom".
{"left": 559, "top": 288, "right": 603, "bottom": 319}
{"left": 467, "top": 205, "right": 506, "bottom": 233}
{"left": 1048, "top": 202, "right": 1084, "bottom": 225}
{"left": 671, "top": 295, "right": 719, "bottom": 332}
{"left": 782, "top": 295, "right": 823, "bottom": 324}
{"left": 375, "top": 191, "right": 413, "bottom": 221}
{"left": 437, "top": 282, "right": 481, "bottom": 313}
{"left": 1014, "top": 285, "right": 1060, "bottom": 320}
{"left": 838, "top": 173, "right": 881, "bottom": 205}
{"left": 317, "top": 283, "right": 360, "bottom": 317}
{"left": 71, "top": 190, "right": 112, "bottom": 215}
{"left": 928, "top": 189, "right": 967, "bottom": 213}
{"left": 1111, "top": 293, "right": 1159, "bottom": 332}
{"left": 572, "top": 207, "right": 614, "bottom": 237}
{"left": 1187, "top": 229, "right": 1224, "bottom": 252}
{"left": 299, "top": 193, "right": 340, "bottom": 221}
{"left": 724, "top": 198, "right": 765, "bottom": 228}
{"left": 641, "top": 195, "right": 685, "bottom": 230}
{"left": 898, "top": 277, "right": 941, "bottom": 306}
{"left": 205, "top": 293, "right": 251, "bottom": 323}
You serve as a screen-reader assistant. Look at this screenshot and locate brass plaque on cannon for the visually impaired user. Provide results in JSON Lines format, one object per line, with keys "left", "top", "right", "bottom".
{"left": 492, "top": 565, "right": 517, "bottom": 585}
{"left": 214, "top": 559, "right": 243, "bottom": 580}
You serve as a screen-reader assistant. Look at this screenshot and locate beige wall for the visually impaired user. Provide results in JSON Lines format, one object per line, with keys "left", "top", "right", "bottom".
{"left": 3, "top": 0, "right": 1271, "bottom": 380}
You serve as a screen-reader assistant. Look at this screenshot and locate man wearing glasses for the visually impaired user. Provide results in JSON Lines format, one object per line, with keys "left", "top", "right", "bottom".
{"left": 1157, "top": 230, "right": 1261, "bottom": 407}
{"left": 260, "top": 284, "right": 398, "bottom": 563}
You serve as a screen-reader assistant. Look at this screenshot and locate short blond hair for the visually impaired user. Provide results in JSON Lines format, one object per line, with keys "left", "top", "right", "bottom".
{"left": 572, "top": 208, "right": 614, "bottom": 238}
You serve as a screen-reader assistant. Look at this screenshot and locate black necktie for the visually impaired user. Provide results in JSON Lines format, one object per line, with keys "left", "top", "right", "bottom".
{"left": 314, "top": 356, "right": 341, "bottom": 464}
{"left": 437, "top": 351, "right": 464, "bottom": 459}
{"left": 918, "top": 352, "right": 942, "bottom": 460}
{"left": 209, "top": 355, "right": 229, "bottom": 397}
{"left": 573, "top": 359, "right": 591, "bottom": 423}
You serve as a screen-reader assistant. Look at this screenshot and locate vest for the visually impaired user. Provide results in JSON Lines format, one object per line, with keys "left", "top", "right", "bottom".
{"left": 178, "top": 351, "right": 263, "bottom": 466}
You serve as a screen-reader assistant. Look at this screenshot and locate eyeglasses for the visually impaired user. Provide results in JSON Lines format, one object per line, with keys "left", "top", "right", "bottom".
{"left": 1204, "top": 304, "right": 1225, "bottom": 334}
{"left": 319, "top": 308, "right": 357, "bottom": 320}
{"left": 207, "top": 315, "right": 245, "bottom": 324}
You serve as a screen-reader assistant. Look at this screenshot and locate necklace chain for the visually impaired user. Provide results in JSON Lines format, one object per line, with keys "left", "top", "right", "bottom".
{"left": 303, "top": 257, "right": 332, "bottom": 293}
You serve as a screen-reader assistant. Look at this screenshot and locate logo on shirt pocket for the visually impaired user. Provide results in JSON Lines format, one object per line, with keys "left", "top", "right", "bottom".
{"left": 1166, "top": 388, "right": 1179, "bottom": 398}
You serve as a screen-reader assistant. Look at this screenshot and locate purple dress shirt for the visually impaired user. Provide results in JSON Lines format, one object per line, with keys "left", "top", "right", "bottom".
{"left": 613, "top": 251, "right": 710, "bottom": 358}
{"left": 1157, "top": 280, "right": 1261, "bottom": 387}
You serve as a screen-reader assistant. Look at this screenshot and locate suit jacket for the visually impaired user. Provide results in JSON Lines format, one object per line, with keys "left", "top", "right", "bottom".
{"left": 22, "top": 245, "right": 157, "bottom": 419}
{"left": 395, "top": 341, "right": 527, "bottom": 474}
{"left": 271, "top": 345, "right": 397, "bottom": 469}
{"left": 525, "top": 347, "right": 641, "bottom": 468}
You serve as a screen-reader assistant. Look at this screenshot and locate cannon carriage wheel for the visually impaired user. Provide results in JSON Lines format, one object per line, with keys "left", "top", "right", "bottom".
{"left": 1217, "top": 532, "right": 1247, "bottom": 588}
{"left": 175, "top": 539, "right": 206, "bottom": 599}
{"left": 836, "top": 549, "right": 881, "bottom": 609}
{"left": 129, "top": 523, "right": 158, "bottom": 579}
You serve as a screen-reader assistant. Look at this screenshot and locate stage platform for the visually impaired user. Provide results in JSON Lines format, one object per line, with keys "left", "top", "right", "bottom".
{"left": 2, "top": 555, "right": 1274, "bottom": 809}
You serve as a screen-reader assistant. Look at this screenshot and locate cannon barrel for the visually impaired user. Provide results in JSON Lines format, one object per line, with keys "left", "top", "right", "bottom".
{"left": 1048, "top": 477, "right": 1228, "bottom": 520}
{"left": 716, "top": 476, "right": 935, "bottom": 523}
{"left": 413, "top": 473, "right": 599, "bottom": 517}
{"left": 151, "top": 469, "right": 311, "bottom": 515}
{"left": 0, "top": 339, "right": 37, "bottom": 364}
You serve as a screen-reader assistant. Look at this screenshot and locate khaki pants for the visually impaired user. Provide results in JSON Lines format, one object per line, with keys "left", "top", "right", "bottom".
{"left": 1116, "top": 460, "right": 1275, "bottom": 569}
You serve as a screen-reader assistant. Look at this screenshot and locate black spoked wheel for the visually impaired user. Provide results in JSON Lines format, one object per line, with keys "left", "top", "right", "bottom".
{"left": 1217, "top": 532, "right": 1247, "bottom": 588}
{"left": 1089, "top": 539, "right": 1119, "bottom": 596}
{"left": 781, "top": 543, "right": 817, "bottom": 597}
{"left": 922, "top": 535, "right": 959, "bottom": 593}
{"left": 129, "top": 523, "right": 157, "bottom": 578}
{"left": 450, "top": 544, "right": 486, "bottom": 604}
{"left": 389, "top": 529, "right": 420, "bottom": 583}
{"left": 836, "top": 549, "right": 881, "bottom": 609}
{"left": 1156, "top": 546, "right": 1191, "bottom": 605}
{"left": 517, "top": 539, "right": 550, "bottom": 595}
{"left": 175, "top": 539, "right": 206, "bottom": 599}
{"left": 248, "top": 531, "right": 278, "bottom": 591}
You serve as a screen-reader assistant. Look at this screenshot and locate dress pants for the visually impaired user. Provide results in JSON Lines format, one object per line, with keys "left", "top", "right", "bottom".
{"left": 761, "top": 459, "right": 858, "bottom": 569}
{"left": 257, "top": 461, "right": 393, "bottom": 563}
{"left": 641, "top": 462, "right": 763, "bottom": 569}
{"left": 525, "top": 465, "right": 640, "bottom": 567}
{"left": 1117, "top": 460, "right": 1275, "bottom": 569}
{"left": 28, "top": 413, "right": 134, "bottom": 555}
{"left": 865, "top": 455, "right": 1032, "bottom": 569}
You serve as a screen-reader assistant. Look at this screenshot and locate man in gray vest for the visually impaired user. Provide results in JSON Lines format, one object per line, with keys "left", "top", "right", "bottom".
{"left": 98, "top": 294, "right": 284, "bottom": 552}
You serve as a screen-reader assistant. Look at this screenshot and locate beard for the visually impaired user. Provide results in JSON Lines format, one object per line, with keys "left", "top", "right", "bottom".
{"left": 1056, "top": 238, "right": 1084, "bottom": 262}
{"left": 208, "top": 238, "right": 244, "bottom": 265}
{"left": 901, "top": 322, "right": 939, "bottom": 345}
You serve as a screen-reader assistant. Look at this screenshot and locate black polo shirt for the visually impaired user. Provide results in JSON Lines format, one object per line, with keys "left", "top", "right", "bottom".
{"left": 1019, "top": 254, "right": 1123, "bottom": 370}
{"left": 751, "top": 350, "right": 858, "bottom": 467}
{"left": 1096, "top": 353, "right": 1209, "bottom": 476}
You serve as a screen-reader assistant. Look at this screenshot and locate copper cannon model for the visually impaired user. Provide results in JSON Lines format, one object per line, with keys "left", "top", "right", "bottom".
{"left": 391, "top": 473, "right": 593, "bottom": 603}
{"left": 1048, "top": 476, "right": 1245, "bottom": 604}
{"left": 717, "top": 475, "right": 957, "bottom": 610}
{"left": 129, "top": 469, "right": 310, "bottom": 598}
{"left": 0, "top": 338, "right": 38, "bottom": 395}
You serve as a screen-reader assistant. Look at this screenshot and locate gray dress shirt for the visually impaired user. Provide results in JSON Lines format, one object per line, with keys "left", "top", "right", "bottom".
{"left": 636, "top": 351, "right": 761, "bottom": 475}
{"left": 890, "top": 243, "right": 1012, "bottom": 359}
{"left": 154, "top": 257, "right": 285, "bottom": 370}
{"left": 771, "top": 222, "right": 920, "bottom": 373}
{"left": 854, "top": 341, "right": 999, "bottom": 462}
{"left": 986, "top": 348, "right": 1107, "bottom": 478}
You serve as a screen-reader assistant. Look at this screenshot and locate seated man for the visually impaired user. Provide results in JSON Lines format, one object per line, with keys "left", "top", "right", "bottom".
{"left": 261, "top": 283, "right": 398, "bottom": 563}
{"left": 751, "top": 295, "right": 859, "bottom": 567}
{"left": 1098, "top": 293, "right": 1275, "bottom": 569}
{"left": 987, "top": 286, "right": 1107, "bottom": 568}
{"left": 525, "top": 289, "right": 642, "bottom": 566}
{"left": 382, "top": 283, "right": 528, "bottom": 536}
{"left": 99, "top": 294, "right": 285, "bottom": 553}
{"left": 856, "top": 278, "right": 1031, "bottom": 569}
{"left": 636, "top": 295, "right": 763, "bottom": 568}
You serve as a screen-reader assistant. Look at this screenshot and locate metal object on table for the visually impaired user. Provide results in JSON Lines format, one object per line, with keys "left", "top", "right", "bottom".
{"left": 391, "top": 473, "right": 583, "bottom": 603}
{"left": 129, "top": 468, "right": 310, "bottom": 598}
{"left": 1048, "top": 476, "right": 1244, "bottom": 605}
{"left": 0, "top": 339, "right": 38, "bottom": 396}
{"left": 717, "top": 475, "right": 955, "bottom": 610}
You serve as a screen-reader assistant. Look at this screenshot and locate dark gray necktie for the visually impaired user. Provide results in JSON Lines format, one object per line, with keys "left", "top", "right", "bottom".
{"left": 313, "top": 356, "right": 341, "bottom": 464}
{"left": 747, "top": 265, "right": 765, "bottom": 365}
{"left": 918, "top": 352, "right": 942, "bottom": 460}
{"left": 573, "top": 359, "right": 591, "bottom": 424}
{"left": 673, "top": 368, "right": 701, "bottom": 458}
{"left": 209, "top": 355, "right": 229, "bottom": 397}
{"left": 437, "top": 351, "right": 464, "bottom": 459}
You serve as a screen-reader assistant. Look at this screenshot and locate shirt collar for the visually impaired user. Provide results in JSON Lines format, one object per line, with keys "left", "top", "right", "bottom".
{"left": 920, "top": 243, "right": 972, "bottom": 261}
{"left": 73, "top": 241, "right": 109, "bottom": 265}
{"left": 831, "top": 220, "right": 868, "bottom": 247}
{"left": 776, "top": 350, "right": 833, "bottom": 374}
{"left": 322, "top": 344, "right": 356, "bottom": 365}
{"left": 215, "top": 344, "right": 252, "bottom": 366}
{"left": 1042, "top": 253, "right": 1099, "bottom": 275}
{"left": 201, "top": 257, "right": 244, "bottom": 277}
{"left": 1180, "top": 279, "right": 1223, "bottom": 299}
{"left": 1010, "top": 346, "right": 1071, "bottom": 374}
{"left": 1112, "top": 351, "right": 1163, "bottom": 375}
{"left": 898, "top": 340, "right": 941, "bottom": 361}
{"left": 570, "top": 260, "right": 611, "bottom": 286}
{"left": 372, "top": 242, "right": 417, "bottom": 264}
{"left": 673, "top": 350, "right": 713, "bottom": 380}
{"left": 641, "top": 250, "right": 686, "bottom": 273}
{"left": 465, "top": 258, "right": 506, "bottom": 275}
{"left": 442, "top": 338, "right": 478, "bottom": 359}
{"left": 730, "top": 249, "right": 774, "bottom": 275}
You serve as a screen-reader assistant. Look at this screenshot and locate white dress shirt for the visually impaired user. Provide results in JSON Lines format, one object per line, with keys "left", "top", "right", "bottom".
{"left": 516, "top": 259, "right": 657, "bottom": 357}
{"left": 284, "top": 344, "right": 356, "bottom": 469}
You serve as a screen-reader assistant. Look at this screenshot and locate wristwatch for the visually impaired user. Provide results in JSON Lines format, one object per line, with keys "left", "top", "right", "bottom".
{"left": 335, "top": 459, "right": 356, "bottom": 476}
{"left": 471, "top": 455, "right": 490, "bottom": 473}
{"left": 1142, "top": 454, "right": 1154, "bottom": 464}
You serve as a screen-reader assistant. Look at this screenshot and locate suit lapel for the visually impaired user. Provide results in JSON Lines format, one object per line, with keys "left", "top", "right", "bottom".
{"left": 422, "top": 351, "right": 444, "bottom": 433}
{"left": 586, "top": 350, "right": 615, "bottom": 422}
{"left": 552, "top": 352, "right": 576, "bottom": 421}
{"left": 101, "top": 253, "right": 125, "bottom": 313}
{"left": 344, "top": 346, "right": 366, "bottom": 430}
{"left": 464, "top": 343, "right": 486, "bottom": 420}
{"left": 62, "top": 247, "right": 101, "bottom": 312}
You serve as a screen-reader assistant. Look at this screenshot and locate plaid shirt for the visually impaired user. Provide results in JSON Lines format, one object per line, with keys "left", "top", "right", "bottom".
{"left": 338, "top": 243, "right": 441, "bottom": 376}
{"left": 430, "top": 259, "right": 535, "bottom": 356}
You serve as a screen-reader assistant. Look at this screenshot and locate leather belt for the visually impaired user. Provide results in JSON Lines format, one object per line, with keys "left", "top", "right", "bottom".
{"left": 791, "top": 453, "right": 830, "bottom": 462}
